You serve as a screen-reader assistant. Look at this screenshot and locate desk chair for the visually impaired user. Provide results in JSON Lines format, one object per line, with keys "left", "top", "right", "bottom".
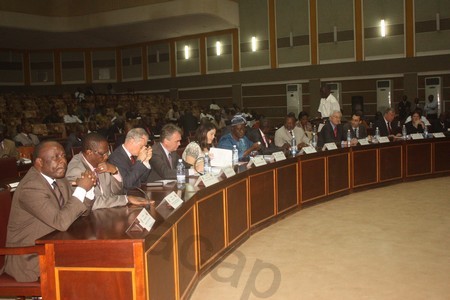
{"left": 17, "top": 146, "right": 34, "bottom": 160}
{"left": 0, "top": 187, "right": 44, "bottom": 299}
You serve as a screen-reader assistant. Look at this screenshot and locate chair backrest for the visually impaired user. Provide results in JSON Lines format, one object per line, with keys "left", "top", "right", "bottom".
{"left": 0, "top": 187, "right": 12, "bottom": 269}
{"left": 17, "top": 146, "right": 34, "bottom": 160}
{"left": 0, "top": 158, "right": 18, "bottom": 181}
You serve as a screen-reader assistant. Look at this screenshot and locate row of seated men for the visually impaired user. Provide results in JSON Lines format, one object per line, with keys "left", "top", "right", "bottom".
{"left": 2, "top": 108, "right": 449, "bottom": 284}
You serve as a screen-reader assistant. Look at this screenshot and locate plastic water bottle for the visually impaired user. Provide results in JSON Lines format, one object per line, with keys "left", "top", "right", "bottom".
{"left": 423, "top": 126, "right": 428, "bottom": 138}
{"left": 346, "top": 129, "right": 352, "bottom": 147}
{"left": 374, "top": 127, "right": 380, "bottom": 143}
{"left": 311, "top": 125, "right": 317, "bottom": 148}
{"left": 291, "top": 134, "right": 297, "bottom": 156}
{"left": 402, "top": 125, "right": 407, "bottom": 140}
{"left": 176, "top": 159, "right": 185, "bottom": 188}
{"left": 232, "top": 145, "right": 239, "bottom": 165}
{"left": 204, "top": 152, "right": 211, "bottom": 174}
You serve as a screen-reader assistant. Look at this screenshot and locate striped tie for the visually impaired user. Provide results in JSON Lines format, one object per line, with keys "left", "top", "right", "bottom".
{"left": 52, "top": 181, "right": 64, "bottom": 207}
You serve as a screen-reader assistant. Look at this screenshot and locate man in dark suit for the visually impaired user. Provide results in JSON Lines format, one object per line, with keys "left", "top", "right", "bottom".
{"left": 3, "top": 140, "right": 95, "bottom": 282}
{"left": 108, "top": 128, "right": 152, "bottom": 191}
{"left": 246, "top": 117, "right": 281, "bottom": 155}
{"left": 342, "top": 111, "right": 368, "bottom": 140}
{"left": 66, "top": 133, "right": 150, "bottom": 210}
{"left": 431, "top": 112, "right": 449, "bottom": 133}
{"left": 147, "top": 124, "right": 183, "bottom": 182}
{"left": 318, "top": 110, "right": 345, "bottom": 148}
{"left": 373, "top": 107, "right": 401, "bottom": 137}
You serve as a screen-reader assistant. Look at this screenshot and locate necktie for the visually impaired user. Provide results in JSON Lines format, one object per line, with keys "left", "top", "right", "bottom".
{"left": 130, "top": 155, "right": 136, "bottom": 164}
{"left": 387, "top": 122, "right": 392, "bottom": 134}
{"left": 168, "top": 153, "right": 173, "bottom": 169}
{"left": 261, "top": 131, "right": 268, "bottom": 148}
{"left": 52, "top": 181, "right": 64, "bottom": 207}
{"left": 333, "top": 126, "right": 337, "bottom": 137}
{"left": 355, "top": 128, "right": 359, "bottom": 139}
{"left": 289, "top": 130, "right": 293, "bottom": 136}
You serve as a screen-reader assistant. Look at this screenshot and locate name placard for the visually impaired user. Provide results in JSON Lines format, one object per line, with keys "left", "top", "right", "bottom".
{"left": 358, "top": 138, "right": 370, "bottom": 145}
{"left": 222, "top": 167, "right": 236, "bottom": 178}
{"left": 324, "top": 143, "right": 338, "bottom": 150}
{"left": 410, "top": 133, "right": 424, "bottom": 140}
{"left": 302, "top": 146, "right": 317, "bottom": 154}
{"left": 272, "top": 151, "right": 286, "bottom": 161}
{"left": 163, "top": 191, "right": 183, "bottom": 209}
{"left": 252, "top": 156, "right": 267, "bottom": 167}
{"left": 195, "top": 173, "right": 219, "bottom": 187}
{"left": 433, "top": 132, "right": 445, "bottom": 138}
{"left": 125, "top": 208, "right": 156, "bottom": 233}
{"left": 378, "top": 136, "right": 390, "bottom": 143}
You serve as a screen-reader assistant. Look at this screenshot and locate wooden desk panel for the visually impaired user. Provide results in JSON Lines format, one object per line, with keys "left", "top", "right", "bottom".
{"left": 406, "top": 142, "right": 432, "bottom": 177}
{"left": 226, "top": 179, "right": 249, "bottom": 244}
{"left": 300, "top": 158, "right": 326, "bottom": 202}
{"left": 249, "top": 170, "right": 275, "bottom": 227}
{"left": 352, "top": 148, "right": 377, "bottom": 188}
{"left": 434, "top": 140, "right": 450, "bottom": 173}
{"left": 379, "top": 145, "right": 402, "bottom": 182}
{"left": 196, "top": 191, "right": 225, "bottom": 268}
{"left": 327, "top": 152, "right": 350, "bottom": 194}
{"left": 176, "top": 208, "right": 197, "bottom": 299}
{"left": 276, "top": 163, "right": 298, "bottom": 213}
{"left": 147, "top": 229, "right": 176, "bottom": 300}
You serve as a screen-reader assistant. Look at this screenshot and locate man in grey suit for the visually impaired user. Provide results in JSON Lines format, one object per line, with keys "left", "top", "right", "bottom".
{"left": 2, "top": 141, "right": 96, "bottom": 282}
{"left": 342, "top": 111, "right": 368, "bottom": 142}
{"left": 14, "top": 122, "right": 40, "bottom": 146}
{"left": 147, "top": 124, "right": 182, "bottom": 182}
{"left": 108, "top": 128, "right": 153, "bottom": 191}
{"left": 66, "top": 133, "right": 150, "bottom": 210}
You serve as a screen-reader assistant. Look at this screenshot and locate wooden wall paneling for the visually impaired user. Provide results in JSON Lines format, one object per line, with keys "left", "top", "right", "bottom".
{"left": 276, "top": 163, "right": 299, "bottom": 213}
{"left": 226, "top": 179, "right": 249, "bottom": 245}
{"left": 352, "top": 148, "right": 378, "bottom": 188}
{"left": 433, "top": 140, "right": 450, "bottom": 173}
{"left": 379, "top": 145, "right": 403, "bottom": 182}
{"left": 147, "top": 229, "right": 176, "bottom": 300}
{"left": 40, "top": 244, "right": 56, "bottom": 300}
{"left": 243, "top": 95, "right": 286, "bottom": 107}
{"left": 327, "top": 151, "right": 350, "bottom": 195}
{"left": 300, "top": 157, "right": 326, "bottom": 202}
{"left": 23, "top": 51, "right": 31, "bottom": 85}
{"left": 249, "top": 170, "right": 276, "bottom": 227}
{"left": 196, "top": 190, "right": 225, "bottom": 268}
{"left": 406, "top": 142, "right": 432, "bottom": 177}
{"left": 176, "top": 207, "right": 198, "bottom": 299}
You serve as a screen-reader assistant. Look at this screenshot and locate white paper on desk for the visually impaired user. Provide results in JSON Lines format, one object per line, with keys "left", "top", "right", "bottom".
{"left": 358, "top": 138, "right": 370, "bottom": 145}
{"left": 155, "top": 180, "right": 176, "bottom": 185}
{"left": 209, "top": 147, "right": 232, "bottom": 167}
{"left": 318, "top": 123, "right": 325, "bottom": 132}
{"left": 272, "top": 151, "right": 286, "bottom": 161}
{"left": 410, "top": 133, "right": 424, "bottom": 140}
{"left": 163, "top": 191, "right": 183, "bottom": 209}
{"left": 136, "top": 208, "right": 155, "bottom": 231}
{"left": 324, "top": 142, "right": 338, "bottom": 150}
{"left": 378, "top": 136, "right": 390, "bottom": 143}
{"left": 433, "top": 132, "right": 445, "bottom": 138}
{"left": 252, "top": 156, "right": 267, "bottom": 167}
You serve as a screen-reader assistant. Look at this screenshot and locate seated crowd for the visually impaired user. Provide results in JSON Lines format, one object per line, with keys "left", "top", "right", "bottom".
{"left": 1, "top": 90, "right": 449, "bottom": 284}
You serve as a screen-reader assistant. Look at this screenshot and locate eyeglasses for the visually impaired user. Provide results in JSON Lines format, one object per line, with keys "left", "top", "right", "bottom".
{"left": 93, "top": 150, "right": 110, "bottom": 157}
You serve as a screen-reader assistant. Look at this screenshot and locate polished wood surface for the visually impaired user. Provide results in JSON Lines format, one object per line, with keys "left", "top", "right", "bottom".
{"left": 35, "top": 138, "right": 450, "bottom": 300}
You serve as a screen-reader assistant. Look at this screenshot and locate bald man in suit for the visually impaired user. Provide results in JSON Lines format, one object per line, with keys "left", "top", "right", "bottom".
{"left": 3, "top": 141, "right": 95, "bottom": 282}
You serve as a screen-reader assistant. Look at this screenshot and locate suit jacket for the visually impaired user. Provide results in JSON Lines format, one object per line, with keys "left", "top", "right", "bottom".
{"left": 147, "top": 142, "right": 178, "bottom": 182}
{"left": 431, "top": 119, "right": 449, "bottom": 133}
{"left": 373, "top": 118, "right": 400, "bottom": 136}
{"left": 3, "top": 167, "right": 87, "bottom": 282}
{"left": 246, "top": 127, "right": 281, "bottom": 155}
{"left": 0, "top": 138, "right": 19, "bottom": 159}
{"left": 108, "top": 145, "right": 151, "bottom": 191}
{"left": 342, "top": 123, "right": 368, "bottom": 139}
{"left": 317, "top": 121, "right": 344, "bottom": 148}
{"left": 66, "top": 153, "right": 127, "bottom": 210}
{"left": 14, "top": 133, "right": 39, "bottom": 146}
{"left": 405, "top": 122, "right": 424, "bottom": 134}
{"left": 274, "top": 126, "right": 310, "bottom": 148}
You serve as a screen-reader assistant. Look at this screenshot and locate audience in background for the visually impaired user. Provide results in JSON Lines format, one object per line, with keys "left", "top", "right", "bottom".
{"left": 0, "top": 124, "right": 18, "bottom": 158}
{"left": 63, "top": 106, "right": 83, "bottom": 124}
{"left": 64, "top": 123, "right": 88, "bottom": 156}
{"left": 14, "top": 122, "right": 40, "bottom": 146}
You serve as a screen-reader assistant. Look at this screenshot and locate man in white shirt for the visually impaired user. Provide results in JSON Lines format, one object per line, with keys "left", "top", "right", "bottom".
{"left": 318, "top": 85, "right": 340, "bottom": 119}
{"left": 274, "top": 115, "right": 310, "bottom": 151}
{"left": 424, "top": 95, "right": 438, "bottom": 120}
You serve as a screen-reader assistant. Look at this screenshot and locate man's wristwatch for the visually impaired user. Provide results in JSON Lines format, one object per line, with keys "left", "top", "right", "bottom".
{"left": 112, "top": 166, "right": 119, "bottom": 175}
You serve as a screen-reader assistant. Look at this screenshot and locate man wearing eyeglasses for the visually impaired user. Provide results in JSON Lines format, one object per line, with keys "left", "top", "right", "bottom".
{"left": 66, "top": 133, "right": 151, "bottom": 210}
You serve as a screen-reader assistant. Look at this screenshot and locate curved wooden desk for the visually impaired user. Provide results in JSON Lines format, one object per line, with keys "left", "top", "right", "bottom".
{"left": 37, "top": 137, "right": 450, "bottom": 300}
